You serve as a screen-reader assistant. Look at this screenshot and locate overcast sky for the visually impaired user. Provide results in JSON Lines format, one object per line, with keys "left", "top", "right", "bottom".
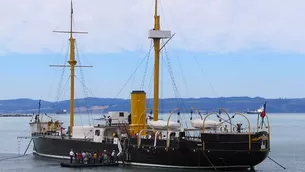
{"left": 0, "top": 0, "right": 304, "bottom": 101}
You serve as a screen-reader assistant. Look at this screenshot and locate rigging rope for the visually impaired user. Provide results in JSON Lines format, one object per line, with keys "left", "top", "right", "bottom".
{"left": 192, "top": 56, "right": 219, "bottom": 98}
{"left": 140, "top": 48, "right": 151, "bottom": 90}
{"left": 50, "top": 41, "right": 70, "bottom": 112}
{"left": 161, "top": 5, "right": 221, "bottom": 109}
{"left": 161, "top": 43, "right": 195, "bottom": 123}
{"left": 54, "top": 44, "right": 69, "bottom": 102}
{"left": 74, "top": 76, "right": 95, "bottom": 97}
{"left": 74, "top": 75, "right": 98, "bottom": 126}
{"left": 176, "top": 55, "right": 193, "bottom": 120}
{"left": 163, "top": 47, "right": 179, "bottom": 99}
{"left": 177, "top": 56, "right": 190, "bottom": 102}
{"left": 110, "top": 42, "right": 150, "bottom": 111}
{"left": 160, "top": 49, "right": 164, "bottom": 113}
{"left": 74, "top": 93, "right": 86, "bottom": 137}
{"left": 114, "top": 41, "right": 153, "bottom": 99}
{"left": 75, "top": 41, "right": 93, "bottom": 126}
{"left": 163, "top": 44, "right": 189, "bottom": 115}
{"left": 162, "top": 53, "right": 181, "bottom": 122}
{"left": 42, "top": 40, "right": 68, "bottom": 106}
{"left": 53, "top": 75, "right": 71, "bottom": 110}
{"left": 146, "top": 69, "right": 154, "bottom": 110}
{"left": 107, "top": 41, "right": 154, "bottom": 114}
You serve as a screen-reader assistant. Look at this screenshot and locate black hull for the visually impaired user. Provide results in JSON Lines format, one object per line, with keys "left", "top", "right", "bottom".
{"left": 32, "top": 132, "right": 269, "bottom": 170}
{"left": 32, "top": 137, "right": 118, "bottom": 158}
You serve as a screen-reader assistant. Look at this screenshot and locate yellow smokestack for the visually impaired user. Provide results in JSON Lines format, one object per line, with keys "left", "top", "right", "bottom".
{"left": 130, "top": 90, "right": 147, "bottom": 135}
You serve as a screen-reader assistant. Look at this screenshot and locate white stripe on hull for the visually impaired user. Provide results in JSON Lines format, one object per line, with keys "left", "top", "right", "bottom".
{"left": 33, "top": 151, "right": 250, "bottom": 169}
{"left": 33, "top": 151, "right": 70, "bottom": 159}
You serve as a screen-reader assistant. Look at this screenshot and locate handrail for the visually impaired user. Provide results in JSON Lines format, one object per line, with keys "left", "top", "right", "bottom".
{"left": 190, "top": 107, "right": 203, "bottom": 119}
{"left": 201, "top": 112, "right": 216, "bottom": 151}
{"left": 234, "top": 112, "right": 251, "bottom": 150}
{"left": 264, "top": 115, "right": 271, "bottom": 150}
{"left": 165, "top": 108, "right": 180, "bottom": 151}
{"left": 137, "top": 129, "right": 155, "bottom": 148}
{"left": 202, "top": 112, "right": 252, "bottom": 150}
{"left": 256, "top": 113, "right": 260, "bottom": 132}
{"left": 190, "top": 108, "right": 232, "bottom": 132}
{"left": 201, "top": 112, "right": 217, "bottom": 134}
{"left": 154, "top": 131, "right": 161, "bottom": 147}
{"left": 136, "top": 108, "right": 153, "bottom": 129}
{"left": 256, "top": 112, "right": 271, "bottom": 150}
{"left": 128, "top": 108, "right": 152, "bottom": 134}
{"left": 218, "top": 108, "right": 233, "bottom": 132}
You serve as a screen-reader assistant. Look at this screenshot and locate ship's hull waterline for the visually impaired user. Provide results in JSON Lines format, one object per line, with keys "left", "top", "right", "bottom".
{"left": 32, "top": 132, "right": 269, "bottom": 170}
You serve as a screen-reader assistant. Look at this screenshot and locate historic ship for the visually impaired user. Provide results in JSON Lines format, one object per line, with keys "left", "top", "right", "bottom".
{"left": 29, "top": 0, "right": 270, "bottom": 170}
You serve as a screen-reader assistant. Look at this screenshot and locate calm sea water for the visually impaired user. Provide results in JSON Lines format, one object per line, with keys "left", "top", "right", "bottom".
{"left": 0, "top": 113, "right": 304, "bottom": 172}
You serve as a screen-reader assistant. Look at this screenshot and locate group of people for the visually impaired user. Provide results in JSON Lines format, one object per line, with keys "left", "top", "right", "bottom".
{"left": 69, "top": 149, "right": 119, "bottom": 164}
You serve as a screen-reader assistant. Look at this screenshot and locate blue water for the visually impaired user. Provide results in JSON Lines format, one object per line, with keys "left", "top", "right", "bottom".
{"left": 0, "top": 113, "right": 304, "bottom": 172}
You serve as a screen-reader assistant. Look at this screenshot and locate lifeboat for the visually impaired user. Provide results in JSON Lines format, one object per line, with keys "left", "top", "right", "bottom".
{"left": 147, "top": 120, "right": 180, "bottom": 130}
{"left": 190, "top": 118, "right": 221, "bottom": 129}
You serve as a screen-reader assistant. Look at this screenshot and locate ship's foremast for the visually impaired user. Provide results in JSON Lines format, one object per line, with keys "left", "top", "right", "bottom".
{"left": 50, "top": 0, "right": 91, "bottom": 135}
{"left": 68, "top": 1, "right": 77, "bottom": 135}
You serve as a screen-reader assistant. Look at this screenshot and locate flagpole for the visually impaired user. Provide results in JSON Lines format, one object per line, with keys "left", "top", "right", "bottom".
{"left": 260, "top": 101, "right": 267, "bottom": 128}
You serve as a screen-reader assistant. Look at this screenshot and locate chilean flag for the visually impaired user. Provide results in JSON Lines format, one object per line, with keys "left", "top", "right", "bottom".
{"left": 260, "top": 102, "right": 267, "bottom": 118}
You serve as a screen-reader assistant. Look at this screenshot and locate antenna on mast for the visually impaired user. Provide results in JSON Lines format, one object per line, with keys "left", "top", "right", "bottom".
{"left": 154, "top": 0, "right": 158, "bottom": 17}
{"left": 53, "top": 0, "right": 88, "bottom": 35}
{"left": 50, "top": 0, "right": 92, "bottom": 136}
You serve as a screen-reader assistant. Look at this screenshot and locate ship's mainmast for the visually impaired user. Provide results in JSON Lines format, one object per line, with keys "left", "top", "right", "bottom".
{"left": 51, "top": 0, "right": 91, "bottom": 135}
{"left": 150, "top": 0, "right": 172, "bottom": 121}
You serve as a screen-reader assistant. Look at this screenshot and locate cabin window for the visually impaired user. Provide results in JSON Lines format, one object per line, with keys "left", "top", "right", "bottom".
{"left": 95, "top": 129, "right": 100, "bottom": 136}
{"left": 119, "top": 112, "right": 124, "bottom": 117}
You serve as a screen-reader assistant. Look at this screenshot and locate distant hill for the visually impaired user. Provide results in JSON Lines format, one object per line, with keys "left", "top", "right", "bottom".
{"left": 0, "top": 97, "right": 305, "bottom": 114}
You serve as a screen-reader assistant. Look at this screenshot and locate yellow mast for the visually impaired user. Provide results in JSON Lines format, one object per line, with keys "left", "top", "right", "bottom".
{"left": 153, "top": 0, "right": 161, "bottom": 121}
{"left": 50, "top": 0, "right": 90, "bottom": 136}
{"left": 150, "top": 0, "right": 171, "bottom": 121}
{"left": 68, "top": 0, "right": 76, "bottom": 135}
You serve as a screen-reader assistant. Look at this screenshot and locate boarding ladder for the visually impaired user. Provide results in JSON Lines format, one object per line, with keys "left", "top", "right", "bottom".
{"left": 117, "top": 122, "right": 131, "bottom": 164}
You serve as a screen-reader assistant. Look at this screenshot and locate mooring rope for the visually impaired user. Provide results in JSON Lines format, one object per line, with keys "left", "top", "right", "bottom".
{"left": 23, "top": 138, "right": 33, "bottom": 155}
{"left": 202, "top": 151, "right": 218, "bottom": 171}
{"left": 268, "top": 156, "right": 286, "bottom": 170}
{"left": 0, "top": 136, "right": 34, "bottom": 162}
{"left": 0, "top": 154, "right": 31, "bottom": 162}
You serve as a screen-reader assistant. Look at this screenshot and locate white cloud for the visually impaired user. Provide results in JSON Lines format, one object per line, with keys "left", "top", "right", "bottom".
{"left": 0, "top": 0, "right": 305, "bottom": 54}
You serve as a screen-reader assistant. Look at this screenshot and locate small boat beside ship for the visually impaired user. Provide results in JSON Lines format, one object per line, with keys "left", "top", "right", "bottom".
{"left": 60, "top": 162, "right": 119, "bottom": 168}
{"left": 28, "top": 0, "right": 271, "bottom": 171}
